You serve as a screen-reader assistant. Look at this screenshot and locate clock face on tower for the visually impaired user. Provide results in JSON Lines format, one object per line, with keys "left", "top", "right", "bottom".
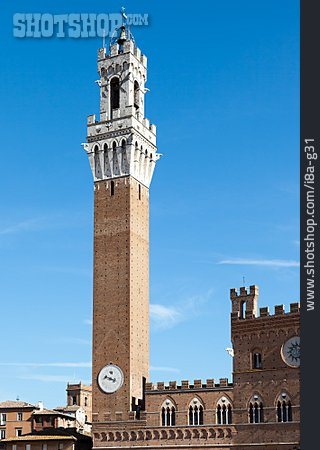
{"left": 281, "top": 336, "right": 300, "bottom": 368}
{"left": 97, "top": 364, "right": 124, "bottom": 393}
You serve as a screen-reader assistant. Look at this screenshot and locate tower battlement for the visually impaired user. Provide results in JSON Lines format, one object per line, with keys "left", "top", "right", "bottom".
{"left": 231, "top": 285, "right": 300, "bottom": 321}
{"left": 145, "top": 378, "right": 232, "bottom": 392}
{"left": 98, "top": 41, "right": 147, "bottom": 68}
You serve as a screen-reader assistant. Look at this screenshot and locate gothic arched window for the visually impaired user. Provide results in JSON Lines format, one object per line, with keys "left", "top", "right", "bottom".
{"left": 276, "top": 393, "right": 293, "bottom": 422}
{"left": 94, "top": 145, "right": 101, "bottom": 179}
{"left": 216, "top": 397, "right": 233, "bottom": 424}
{"left": 112, "top": 141, "right": 118, "bottom": 175}
{"left": 110, "top": 77, "right": 120, "bottom": 111}
{"left": 161, "top": 400, "right": 176, "bottom": 426}
{"left": 249, "top": 395, "right": 264, "bottom": 424}
{"left": 188, "top": 398, "right": 204, "bottom": 425}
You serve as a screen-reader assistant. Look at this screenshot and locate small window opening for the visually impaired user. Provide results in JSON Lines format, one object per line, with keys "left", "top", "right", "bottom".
{"left": 253, "top": 352, "right": 262, "bottom": 369}
{"left": 110, "top": 77, "right": 120, "bottom": 112}
{"left": 134, "top": 81, "right": 139, "bottom": 109}
{"left": 111, "top": 181, "right": 115, "bottom": 196}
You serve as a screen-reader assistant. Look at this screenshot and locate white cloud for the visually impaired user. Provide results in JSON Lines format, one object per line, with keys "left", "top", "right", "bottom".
{"left": 0, "top": 218, "right": 43, "bottom": 235}
{"left": 218, "top": 258, "right": 299, "bottom": 268}
{"left": 0, "top": 362, "right": 92, "bottom": 368}
{"left": 18, "top": 374, "right": 90, "bottom": 383}
{"left": 83, "top": 319, "right": 93, "bottom": 326}
{"left": 49, "top": 337, "right": 91, "bottom": 346}
{"left": 150, "top": 366, "right": 180, "bottom": 373}
{"left": 150, "top": 289, "right": 213, "bottom": 331}
{"left": 150, "top": 304, "right": 181, "bottom": 330}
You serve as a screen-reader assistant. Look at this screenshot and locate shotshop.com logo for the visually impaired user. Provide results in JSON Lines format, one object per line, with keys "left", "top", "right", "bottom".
{"left": 13, "top": 12, "right": 148, "bottom": 38}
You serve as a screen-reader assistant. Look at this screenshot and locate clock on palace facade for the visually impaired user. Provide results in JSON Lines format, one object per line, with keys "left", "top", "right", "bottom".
{"left": 281, "top": 336, "right": 300, "bottom": 368}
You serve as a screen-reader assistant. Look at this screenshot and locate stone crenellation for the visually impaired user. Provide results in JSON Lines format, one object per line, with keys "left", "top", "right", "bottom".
{"left": 230, "top": 285, "right": 300, "bottom": 321}
{"left": 145, "top": 378, "right": 232, "bottom": 392}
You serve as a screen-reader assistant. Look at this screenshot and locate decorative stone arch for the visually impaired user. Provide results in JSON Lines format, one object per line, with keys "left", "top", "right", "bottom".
{"left": 137, "top": 430, "right": 144, "bottom": 440}
{"left": 216, "top": 395, "right": 233, "bottom": 424}
{"left": 100, "top": 432, "right": 107, "bottom": 442}
{"left": 200, "top": 429, "right": 208, "bottom": 439}
{"left": 275, "top": 390, "right": 293, "bottom": 422}
{"left": 192, "top": 429, "right": 200, "bottom": 439}
{"left": 153, "top": 430, "right": 160, "bottom": 440}
{"left": 108, "top": 432, "right": 114, "bottom": 441}
{"left": 160, "top": 429, "right": 168, "bottom": 440}
{"left": 119, "top": 139, "right": 128, "bottom": 174}
{"left": 122, "top": 431, "right": 129, "bottom": 441}
{"left": 130, "top": 431, "right": 137, "bottom": 441}
{"left": 115, "top": 432, "right": 121, "bottom": 441}
{"left": 161, "top": 398, "right": 176, "bottom": 426}
{"left": 248, "top": 393, "right": 264, "bottom": 424}
{"left": 188, "top": 396, "right": 204, "bottom": 426}
{"left": 94, "top": 144, "right": 102, "bottom": 179}
{"left": 176, "top": 429, "right": 183, "bottom": 439}
{"left": 111, "top": 141, "right": 120, "bottom": 176}
{"left": 217, "top": 428, "right": 224, "bottom": 438}
{"left": 168, "top": 429, "right": 175, "bottom": 439}
{"left": 184, "top": 429, "right": 192, "bottom": 439}
{"left": 145, "top": 430, "right": 152, "bottom": 440}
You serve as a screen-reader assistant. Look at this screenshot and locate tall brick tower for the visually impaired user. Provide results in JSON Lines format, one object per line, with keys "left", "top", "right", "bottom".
{"left": 83, "top": 23, "right": 160, "bottom": 438}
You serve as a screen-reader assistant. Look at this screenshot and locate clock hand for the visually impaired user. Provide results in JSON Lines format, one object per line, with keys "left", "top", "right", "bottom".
{"left": 104, "top": 375, "right": 116, "bottom": 382}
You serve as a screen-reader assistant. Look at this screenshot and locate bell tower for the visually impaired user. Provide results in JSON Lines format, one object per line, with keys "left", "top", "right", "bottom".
{"left": 83, "top": 23, "right": 160, "bottom": 432}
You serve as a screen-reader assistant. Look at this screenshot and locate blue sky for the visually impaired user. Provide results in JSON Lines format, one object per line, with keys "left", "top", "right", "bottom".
{"left": 0, "top": 0, "right": 299, "bottom": 408}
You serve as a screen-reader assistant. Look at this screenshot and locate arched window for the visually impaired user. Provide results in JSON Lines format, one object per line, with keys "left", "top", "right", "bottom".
{"left": 161, "top": 400, "right": 175, "bottom": 426}
{"left": 112, "top": 142, "right": 118, "bottom": 175}
{"left": 110, "top": 77, "right": 120, "bottom": 111}
{"left": 252, "top": 352, "right": 262, "bottom": 369}
{"left": 188, "top": 398, "right": 204, "bottom": 425}
{"left": 249, "top": 395, "right": 264, "bottom": 424}
{"left": 94, "top": 145, "right": 101, "bottom": 179}
{"left": 134, "top": 81, "right": 140, "bottom": 110}
{"left": 216, "top": 397, "right": 232, "bottom": 424}
{"left": 276, "top": 393, "right": 293, "bottom": 422}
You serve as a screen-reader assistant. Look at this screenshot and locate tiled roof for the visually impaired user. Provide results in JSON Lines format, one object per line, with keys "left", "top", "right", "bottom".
{"left": 0, "top": 401, "right": 36, "bottom": 409}
{"left": 1, "top": 436, "right": 76, "bottom": 442}
{"left": 32, "top": 409, "right": 76, "bottom": 419}
{"left": 61, "top": 406, "right": 81, "bottom": 412}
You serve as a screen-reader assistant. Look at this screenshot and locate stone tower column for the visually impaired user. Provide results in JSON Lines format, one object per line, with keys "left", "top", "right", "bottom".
{"left": 83, "top": 25, "right": 160, "bottom": 431}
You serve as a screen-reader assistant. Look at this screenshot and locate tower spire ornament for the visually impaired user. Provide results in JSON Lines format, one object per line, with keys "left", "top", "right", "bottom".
{"left": 120, "top": 6, "right": 127, "bottom": 25}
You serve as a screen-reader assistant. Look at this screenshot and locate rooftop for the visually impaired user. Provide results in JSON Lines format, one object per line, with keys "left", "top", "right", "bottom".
{"left": 1, "top": 436, "right": 76, "bottom": 442}
{"left": 0, "top": 401, "right": 36, "bottom": 409}
{"left": 32, "top": 409, "right": 76, "bottom": 420}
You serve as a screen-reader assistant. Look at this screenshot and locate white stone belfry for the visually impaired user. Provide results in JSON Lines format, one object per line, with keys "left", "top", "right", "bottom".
{"left": 83, "top": 27, "right": 160, "bottom": 188}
